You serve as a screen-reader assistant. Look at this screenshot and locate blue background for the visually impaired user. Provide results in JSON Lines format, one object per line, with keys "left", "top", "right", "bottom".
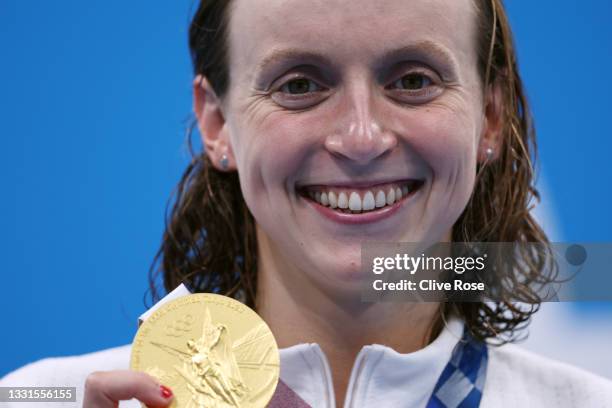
{"left": 1, "top": 1, "right": 611, "bottom": 377}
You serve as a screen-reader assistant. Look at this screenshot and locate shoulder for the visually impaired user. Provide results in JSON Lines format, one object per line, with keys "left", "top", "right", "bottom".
{"left": 482, "top": 342, "right": 612, "bottom": 408}
{"left": 0, "top": 344, "right": 133, "bottom": 407}
{"left": 0, "top": 344, "right": 132, "bottom": 386}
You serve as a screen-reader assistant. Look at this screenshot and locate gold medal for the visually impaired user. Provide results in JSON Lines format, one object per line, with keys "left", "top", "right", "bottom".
{"left": 131, "top": 293, "right": 280, "bottom": 408}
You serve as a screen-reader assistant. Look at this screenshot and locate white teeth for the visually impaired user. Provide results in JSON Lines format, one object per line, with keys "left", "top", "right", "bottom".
{"left": 363, "top": 191, "right": 375, "bottom": 211}
{"left": 306, "top": 182, "right": 418, "bottom": 212}
{"left": 375, "top": 190, "right": 386, "bottom": 208}
{"left": 328, "top": 191, "right": 338, "bottom": 208}
{"left": 320, "top": 192, "right": 329, "bottom": 206}
{"left": 386, "top": 188, "right": 395, "bottom": 205}
{"left": 338, "top": 192, "right": 349, "bottom": 209}
{"left": 349, "top": 192, "right": 362, "bottom": 211}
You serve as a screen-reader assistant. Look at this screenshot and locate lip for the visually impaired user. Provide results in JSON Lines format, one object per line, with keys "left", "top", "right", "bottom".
{"left": 299, "top": 180, "right": 423, "bottom": 225}
{"left": 296, "top": 178, "right": 411, "bottom": 190}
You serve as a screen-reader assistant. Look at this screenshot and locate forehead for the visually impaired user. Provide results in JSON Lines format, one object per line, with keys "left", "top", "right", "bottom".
{"left": 228, "top": 0, "right": 478, "bottom": 76}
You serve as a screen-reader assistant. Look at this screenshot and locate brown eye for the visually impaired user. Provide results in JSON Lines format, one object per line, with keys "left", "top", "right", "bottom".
{"left": 281, "top": 78, "right": 320, "bottom": 94}
{"left": 395, "top": 73, "right": 432, "bottom": 90}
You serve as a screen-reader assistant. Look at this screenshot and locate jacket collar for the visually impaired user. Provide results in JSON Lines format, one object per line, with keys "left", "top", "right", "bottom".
{"left": 278, "top": 317, "right": 465, "bottom": 408}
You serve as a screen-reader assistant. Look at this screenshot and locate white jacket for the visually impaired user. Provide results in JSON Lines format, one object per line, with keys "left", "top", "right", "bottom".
{"left": 2, "top": 316, "right": 612, "bottom": 408}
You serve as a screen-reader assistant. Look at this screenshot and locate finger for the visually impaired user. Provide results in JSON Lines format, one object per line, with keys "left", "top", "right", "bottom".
{"left": 83, "top": 370, "right": 173, "bottom": 408}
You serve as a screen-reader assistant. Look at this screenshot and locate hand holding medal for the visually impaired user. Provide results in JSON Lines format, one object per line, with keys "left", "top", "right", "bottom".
{"left": 130, "top": 293, "right": 280, "bottom": 408}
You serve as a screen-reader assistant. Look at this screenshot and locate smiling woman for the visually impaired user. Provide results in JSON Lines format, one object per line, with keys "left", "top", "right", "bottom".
{"left": 177, "top": 0, "right": 534, "bottom": 346}
{"left": 1, "top": 0, "right": 611, "bottom": 407}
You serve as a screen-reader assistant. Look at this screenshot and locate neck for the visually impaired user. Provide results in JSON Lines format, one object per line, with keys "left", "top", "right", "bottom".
{"left": 255, "top": 226, "right": 440, "bottom": 407}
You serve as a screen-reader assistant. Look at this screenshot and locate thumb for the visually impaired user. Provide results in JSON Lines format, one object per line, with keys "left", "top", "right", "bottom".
{"left": 83, "top": 370, "right": 173, "bottom": 408}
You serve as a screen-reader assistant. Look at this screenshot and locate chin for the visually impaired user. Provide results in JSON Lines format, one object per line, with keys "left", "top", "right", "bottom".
{"left": 309, "top": 249, "right": 369, "bottom": 288}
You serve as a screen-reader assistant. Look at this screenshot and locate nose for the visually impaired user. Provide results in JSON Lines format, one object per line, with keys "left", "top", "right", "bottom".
{"left": 324, "top": 88, "right": 397, "bottom": 164}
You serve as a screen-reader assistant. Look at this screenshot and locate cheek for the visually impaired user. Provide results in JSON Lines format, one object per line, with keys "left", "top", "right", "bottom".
{"left": 421, "top": 110, "right": 476, "bottom": 175}
{"left": 230, "top": 112, "right": 314, "bottom": 207}
{"left": 398, "top": 105, "right": 479, "bottom": 210}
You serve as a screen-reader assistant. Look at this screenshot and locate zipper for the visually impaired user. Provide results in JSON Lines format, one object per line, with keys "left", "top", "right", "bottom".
{"left": 310, "top": 344, "right": 338, "bottom": 408}
{"left": 343, "top": 347, "right": 371, "bottom": 408}
{"left": 308, "top": 345, "right": 385, "bottom": 408}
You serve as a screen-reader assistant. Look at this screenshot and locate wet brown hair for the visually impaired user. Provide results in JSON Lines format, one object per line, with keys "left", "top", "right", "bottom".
{"left": 148, "top": 0, "right": 554, "bottom": 343}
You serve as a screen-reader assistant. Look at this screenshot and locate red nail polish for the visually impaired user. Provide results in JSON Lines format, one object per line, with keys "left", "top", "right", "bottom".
{"left": 160, "top": 385, "right": 173, "bottom": 399}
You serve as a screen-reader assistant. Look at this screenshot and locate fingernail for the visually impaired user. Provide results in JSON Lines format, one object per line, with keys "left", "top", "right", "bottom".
{"left": 160, "top": 384, "right": 173, "bottom": 399}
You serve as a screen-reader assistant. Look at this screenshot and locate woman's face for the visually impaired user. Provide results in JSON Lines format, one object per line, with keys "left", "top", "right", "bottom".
{"left": 217, "top": 0, "right": 488, "bottom": 291}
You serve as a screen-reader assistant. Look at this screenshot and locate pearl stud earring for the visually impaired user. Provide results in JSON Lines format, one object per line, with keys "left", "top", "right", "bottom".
{"left": 220, "top": 154, "right": 229, "bottom": 170}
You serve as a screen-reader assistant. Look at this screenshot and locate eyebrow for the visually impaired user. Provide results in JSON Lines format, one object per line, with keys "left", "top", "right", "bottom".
{"left": 375, "top": 40, "right": 459, "bottom": 79}
{"left": 255, "top": 49, "right": 334, "bottom": 77}
{"left": 254, "top": 40, "right": 459, "bottom": 82}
